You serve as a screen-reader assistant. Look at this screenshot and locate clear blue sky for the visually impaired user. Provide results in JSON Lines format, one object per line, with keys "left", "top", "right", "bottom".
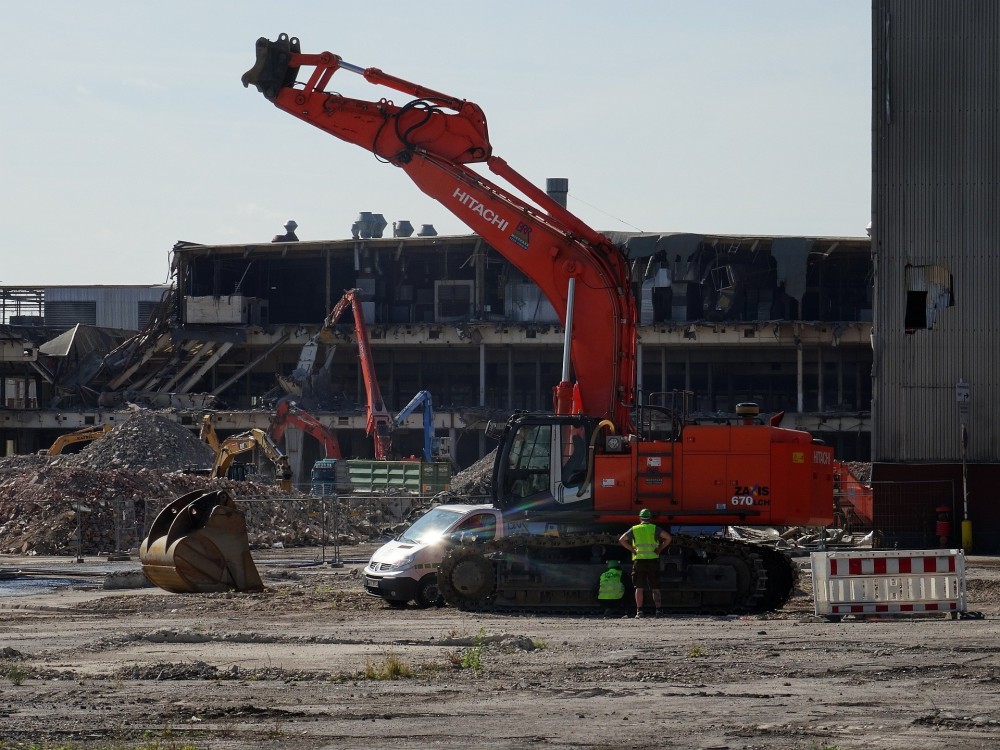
{"left": 1, "top": 1, "right": 871, "bottom": 285}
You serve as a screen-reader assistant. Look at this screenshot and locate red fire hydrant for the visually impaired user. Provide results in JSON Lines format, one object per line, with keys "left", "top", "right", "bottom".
{"left": 935, "top": 505, "right": 952, "bottom": 547}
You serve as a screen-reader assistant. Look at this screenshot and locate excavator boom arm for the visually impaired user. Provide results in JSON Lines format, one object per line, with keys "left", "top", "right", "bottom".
{"left": 211, "top": 429, "right": 293, "bottom": 491}
{"left": 244, "top": 35, "right": 637, "bottom": 429}
{"left": 268, "top": 400, "right": 343, "bottom": 459}
{"left": 325, "top": 289, "right": 393, "bottom": 458}
{"left": 394, "top": 389, "right": 436, "bottom": 462}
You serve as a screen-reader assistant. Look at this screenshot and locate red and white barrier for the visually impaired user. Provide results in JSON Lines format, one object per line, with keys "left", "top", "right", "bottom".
{"left": 811, "top": 549, "right": 966, "bottom": 618}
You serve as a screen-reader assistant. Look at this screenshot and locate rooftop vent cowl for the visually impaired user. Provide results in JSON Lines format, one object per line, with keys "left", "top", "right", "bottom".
{"left": 352, "top": 212, "right": 388, "bottom": 239}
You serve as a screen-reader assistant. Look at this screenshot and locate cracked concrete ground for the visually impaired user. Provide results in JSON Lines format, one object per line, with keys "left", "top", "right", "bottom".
{"left": 2, "top": 549, "right": 999, "bottom": 750}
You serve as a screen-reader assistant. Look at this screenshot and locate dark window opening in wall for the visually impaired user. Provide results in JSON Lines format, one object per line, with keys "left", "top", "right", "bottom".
{"left": 904, "top": 264, "right": 953, "bottom": 334}
{"left": 435, "top": 281, "right": 473, "bottom": 321}
{"left": 904, "top": 291, "right": 927, "bottom": 332}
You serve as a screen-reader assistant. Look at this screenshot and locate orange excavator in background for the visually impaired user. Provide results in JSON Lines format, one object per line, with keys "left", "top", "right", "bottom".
{"left": 242, "top": 34, "right": 837, "bottom": 614}
{"left": 267, "top": 399, "right": 343, "bottom": 460}
{"left": 322, "top": 288, "right": 393, "bottom": 459}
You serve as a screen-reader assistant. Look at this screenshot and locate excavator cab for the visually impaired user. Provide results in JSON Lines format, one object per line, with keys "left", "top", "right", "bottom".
{"left": 139, "top": 488, "right": 264, "bottom": 593}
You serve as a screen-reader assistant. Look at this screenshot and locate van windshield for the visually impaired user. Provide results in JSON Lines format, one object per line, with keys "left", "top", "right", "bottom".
{"left": 399, "top": 507, "right": 470, "bottom": 544}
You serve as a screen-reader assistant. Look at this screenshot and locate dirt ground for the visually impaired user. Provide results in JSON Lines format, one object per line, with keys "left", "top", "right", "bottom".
{"left": 2, "top": 547, "right": 999, "bottom": 750}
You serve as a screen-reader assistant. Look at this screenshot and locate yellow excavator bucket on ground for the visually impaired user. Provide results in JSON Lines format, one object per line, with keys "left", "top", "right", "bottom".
{"left": 139, "top": 488, "right": 264, "bottom": 593}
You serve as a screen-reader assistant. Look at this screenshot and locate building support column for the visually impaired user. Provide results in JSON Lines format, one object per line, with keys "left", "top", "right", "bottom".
{"left": 507, "top": 348, "right": 514, "bottom": 410}
{"left": 535, "top": 359, "right": 542, "bottom": 412}
{"left": 796, "top": 345, "right": 804, "bottom": 413}
{"left": 837, "top": 348, "right": 844, "bottom": 407}
{"left": 479, "top": 343, "right": 486, "bottom": 407}
{"left": 661, "top": 347, "right": 667, "bottom": 394}
{"left": 636, "top": 342, "right": 643, "bottom": 405}
{"left": 817, "top": 346, "right": 824, "bottom": 412}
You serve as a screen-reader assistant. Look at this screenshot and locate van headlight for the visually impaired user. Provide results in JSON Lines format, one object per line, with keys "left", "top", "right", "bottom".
{"left": 386, "top": 553, "right": 416, "bottom": 570}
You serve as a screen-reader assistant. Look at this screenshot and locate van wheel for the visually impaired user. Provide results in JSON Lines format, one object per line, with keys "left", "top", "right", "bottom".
{"left": 416, "top": 575, "right": 443, "bottom": 608}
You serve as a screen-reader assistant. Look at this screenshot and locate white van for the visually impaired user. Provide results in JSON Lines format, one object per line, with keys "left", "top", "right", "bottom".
{"left": 363, "top": 503, "right": 501, "bottom": 607}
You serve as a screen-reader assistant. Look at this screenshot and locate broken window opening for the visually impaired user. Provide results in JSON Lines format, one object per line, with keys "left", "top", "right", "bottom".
{"left": 904, "top": 264, "right": 953, "bottom": 334}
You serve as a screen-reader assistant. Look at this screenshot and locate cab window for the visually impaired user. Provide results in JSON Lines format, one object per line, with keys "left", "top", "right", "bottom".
{"left": 504, "top": 424, "right": 552, "bottom": 498}
{"left": 455, "top": 513, "right": 497, "bottom": 542}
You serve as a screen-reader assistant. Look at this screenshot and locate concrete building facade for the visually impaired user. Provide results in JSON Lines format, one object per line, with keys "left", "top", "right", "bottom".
{"left": 0, "top": 226, "right": 873, "bottom": 487}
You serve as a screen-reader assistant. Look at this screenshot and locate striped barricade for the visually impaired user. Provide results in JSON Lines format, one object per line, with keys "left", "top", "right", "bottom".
{"left": 811, "top": 549, "right": 966, "bottom": 619}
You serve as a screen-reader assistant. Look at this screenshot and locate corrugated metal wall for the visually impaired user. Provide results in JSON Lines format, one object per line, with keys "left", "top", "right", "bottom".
{"left": 872, "top": 0, "right": 1000, "bottom": 463}
{"left": 44, "top": 286, "right": 169, "bottom": 331}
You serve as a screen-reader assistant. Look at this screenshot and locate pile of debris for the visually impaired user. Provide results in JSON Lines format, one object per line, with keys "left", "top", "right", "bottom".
{"left": 727, "top": 525, "right": 877, "bottom": 552}
{"left": 445, "top": 448, "right": 495, "bottom": 499}
{"left": 72, "top": 408, "right": 217, "bottom": 472}
{"left": 0, "top": 409, "right": 328, "bottom": 556}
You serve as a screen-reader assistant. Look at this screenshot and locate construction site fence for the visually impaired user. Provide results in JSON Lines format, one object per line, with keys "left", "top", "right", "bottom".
{"left": 833, "top": 479, "right": 957, "bottom": 551}
{"left": 49, "top": 479, "right": 960, "bottom": 558}
{"left": 62, "top": 488, "right": 492, "bottom": 559}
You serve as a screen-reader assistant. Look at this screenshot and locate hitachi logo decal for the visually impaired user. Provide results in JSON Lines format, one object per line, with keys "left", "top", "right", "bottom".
{"left": 452, "top": 188, "right": 510, "bottom": 232}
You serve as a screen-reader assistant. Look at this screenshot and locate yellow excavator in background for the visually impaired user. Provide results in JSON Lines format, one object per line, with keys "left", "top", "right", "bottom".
{"left": 199, "top": 414, "right": 221, "bottom": 454}
{"left": 40, "top": 424, "right": 112, "bottom": 456}
{"left": 140, "top": 428, "right": 292, "bottom": 594}
{"left": 209, "top": 428, "right": 293, "bottom": 491}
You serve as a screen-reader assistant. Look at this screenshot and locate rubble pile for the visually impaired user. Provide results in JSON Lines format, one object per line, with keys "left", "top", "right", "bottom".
{"left": 0, "top": 410, "right": 316, "bottom": 556}
{"left": 447, "top": 448, "right": 495, "bottom": 498}
{"left": 0, "top": 467, "right": 240, "bottom": 555}
{"left": 842, "top": 461, "right": 872, "bottom": 485}
{"left": 73, "top": 408, "right": 216, "bottom": 472}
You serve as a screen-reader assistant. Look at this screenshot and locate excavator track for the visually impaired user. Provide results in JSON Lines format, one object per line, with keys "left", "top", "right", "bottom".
{"left": 438, "top": 534, "right": 797, "bottom": 616}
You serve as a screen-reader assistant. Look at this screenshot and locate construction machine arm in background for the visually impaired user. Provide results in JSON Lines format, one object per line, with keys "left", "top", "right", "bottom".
{"left": 393, "top": 389, "right": 439, "bottom": 462}
{"left": 211, "top": 428, "right": 293, "bottom": 492}
{"left": 324, "top": 288, "right": 393, "bottom": 459}
{"left": 199, "top": 415, "right": 221, "bottom": 454}
{"left": 41, "top": 424, "right": 112, "bottom": 456}
{"left": 268, "top": 399, "right": 343, "bottom": 459}
{"left": 243, "top": 35, "right": 637, "bottom": 432}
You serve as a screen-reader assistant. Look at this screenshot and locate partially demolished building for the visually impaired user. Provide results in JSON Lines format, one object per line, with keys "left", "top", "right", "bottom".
{"left": 0, "top": 223, "right": 873, "bottom": 484}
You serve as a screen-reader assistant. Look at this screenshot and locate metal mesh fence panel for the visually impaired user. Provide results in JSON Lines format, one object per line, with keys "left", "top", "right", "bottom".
{"left": 870, "top": 479, "right": 956, "bottom": 550}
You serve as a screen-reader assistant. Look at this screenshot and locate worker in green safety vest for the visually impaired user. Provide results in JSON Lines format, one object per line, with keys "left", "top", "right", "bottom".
{"left": 597, "top": 559, "right": 626, "bottom": 617}
{"left": 619, "top": 508, "right": 672, "bottom": 618}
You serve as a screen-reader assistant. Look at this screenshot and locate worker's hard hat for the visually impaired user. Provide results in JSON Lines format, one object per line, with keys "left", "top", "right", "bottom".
{"left": 607, "top": 559, "right": 620, "bottom": 568}
{"left": 639, "top": 508, "right": 652, "bottom": 520}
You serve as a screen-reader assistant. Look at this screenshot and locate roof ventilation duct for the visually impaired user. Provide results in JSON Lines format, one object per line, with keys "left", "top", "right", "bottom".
{"left": 393, "top": 220, "right": 414, "bottom": 237}
{"left": 417, "top": 224, "right": 437, "bottom": 237}
{"left": 546, "top": 177, "right": 569, "bottom": 209}
{"left": 352, "top": 212, "right": 388, "bottom": 239}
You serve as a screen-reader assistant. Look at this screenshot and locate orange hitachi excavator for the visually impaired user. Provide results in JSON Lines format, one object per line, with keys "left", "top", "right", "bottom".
{"left": 242, "top": 34, "right": 836, "bottom": 613}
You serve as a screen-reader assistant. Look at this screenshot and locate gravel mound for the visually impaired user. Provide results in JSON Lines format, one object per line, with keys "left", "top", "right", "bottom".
{"left": 447, "top": 448, "right": 495, "bottom": 497}
{"left": 73, "top": 408, "right": 216, "bottom": 472}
